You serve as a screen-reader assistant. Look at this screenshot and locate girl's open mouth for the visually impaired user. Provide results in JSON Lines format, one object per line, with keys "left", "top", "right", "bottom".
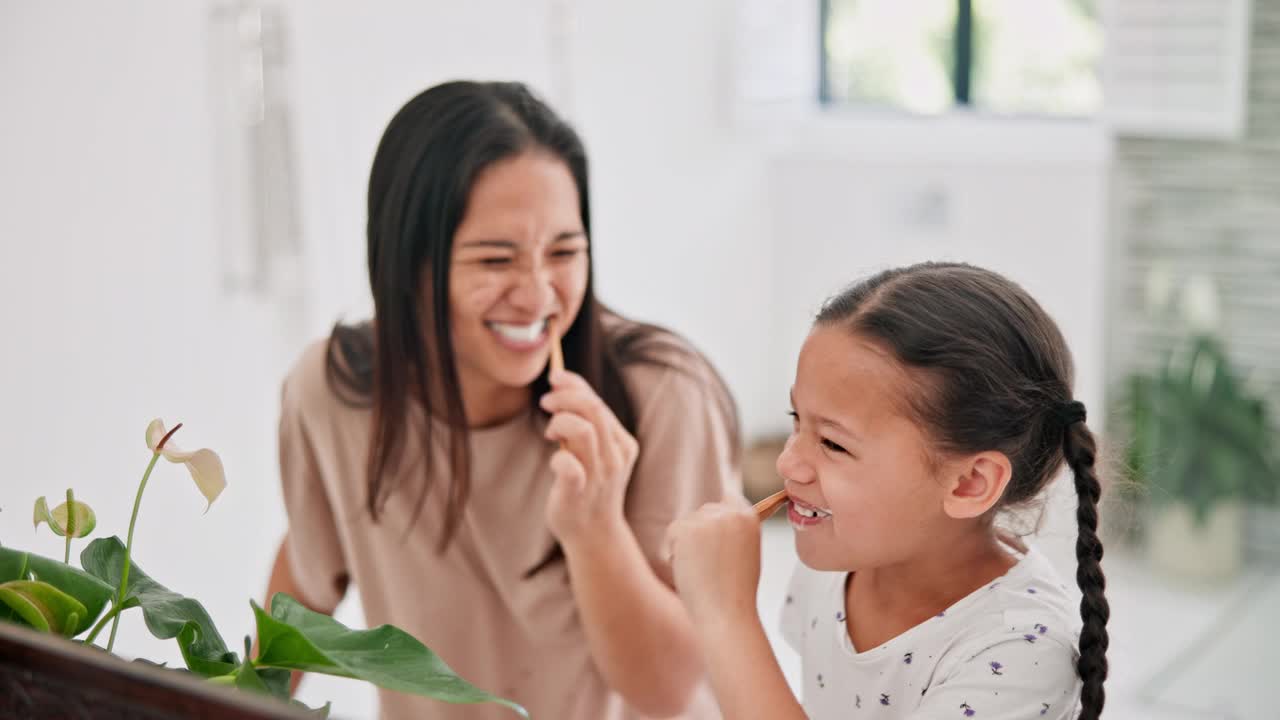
{"left": 788, "top": 497, "right": 832, "bottom": 528}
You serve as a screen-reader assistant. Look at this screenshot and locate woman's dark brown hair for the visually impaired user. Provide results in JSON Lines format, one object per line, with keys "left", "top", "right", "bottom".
{"left": 325, "top": 81, "right": 738, "bottom": 564}
{"left": 816, "top": 261, "right": 1109, "bottom": 720}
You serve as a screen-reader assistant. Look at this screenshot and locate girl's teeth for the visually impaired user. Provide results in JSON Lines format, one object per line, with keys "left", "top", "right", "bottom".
{"left": 490, "top": 321, "right": 546, "bottom": 342}
{"left": 796, "top": 505, "right": 831, "bottom": 519}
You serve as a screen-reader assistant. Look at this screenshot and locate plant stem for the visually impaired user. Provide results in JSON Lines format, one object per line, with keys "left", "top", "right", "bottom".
{"left": 83, "top": 603, "right": 123, "bottom": 645}
{"left": 64, "top": 488, "right": 76, "bottom": 565}
{"left": 106, "top": 451, "right": 161, "bottom": 653}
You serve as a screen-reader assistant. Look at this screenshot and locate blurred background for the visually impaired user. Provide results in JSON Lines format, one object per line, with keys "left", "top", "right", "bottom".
{"left": 1, "top": 1, "right": 1277, "bottom": 718}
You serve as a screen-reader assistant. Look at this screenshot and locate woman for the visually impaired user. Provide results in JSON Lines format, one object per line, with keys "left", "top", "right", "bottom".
{"left": 263, "top": 80, "right": 741, "bottom": 719}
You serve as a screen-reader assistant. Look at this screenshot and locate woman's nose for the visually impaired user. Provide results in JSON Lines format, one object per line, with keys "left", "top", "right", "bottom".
{"left": 507, "top": 263, "right": 556, "bottom": 314}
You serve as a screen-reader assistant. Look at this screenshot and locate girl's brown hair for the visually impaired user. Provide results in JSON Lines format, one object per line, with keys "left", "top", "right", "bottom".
{"left": 816, "top": 262, "right": 1108, "bottom": 720}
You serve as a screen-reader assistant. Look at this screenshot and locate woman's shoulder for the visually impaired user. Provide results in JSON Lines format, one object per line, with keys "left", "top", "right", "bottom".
{"left": 601, "top": 312, "right": 741, "bottom": 455}
{"left": 603, "top": 312, "right": 723, "bottom": 393}
{"left": 281, "top": 329, "right": 372, "bottom": 422}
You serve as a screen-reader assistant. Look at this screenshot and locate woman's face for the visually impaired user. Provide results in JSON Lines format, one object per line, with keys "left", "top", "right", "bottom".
{"left": 446, "top": 150, "right": 589, "bottom": 401}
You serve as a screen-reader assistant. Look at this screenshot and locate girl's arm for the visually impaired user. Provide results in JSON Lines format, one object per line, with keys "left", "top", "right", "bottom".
{"left": 694, "top": 606, "right": 807, "bottom": 719}
{"left": 668, "top": 502, "right": 807, "bottom": 720}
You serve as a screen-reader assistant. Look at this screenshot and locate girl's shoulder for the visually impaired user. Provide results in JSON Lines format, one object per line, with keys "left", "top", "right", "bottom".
{"left": 937, "top": 547, "right": 1082, "bottom": 669}
{"left": 915, "top": 551, "right": 1082, "bottom": 718}
{"left": 779, "top": 562, "right": 846, "bottom": 652}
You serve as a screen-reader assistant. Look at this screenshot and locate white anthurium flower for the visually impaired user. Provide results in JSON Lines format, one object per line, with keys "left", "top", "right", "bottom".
{"left": 145, "top": 419, "right": 226, "bottom": 510}
{"left": 1180, "top": 274, "right": 1221, "bottom": 332}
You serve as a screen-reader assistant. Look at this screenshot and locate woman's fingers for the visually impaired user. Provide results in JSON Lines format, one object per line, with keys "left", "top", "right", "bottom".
{"left": 545, "top": 411, "right": 601, "bottom": 477}
{"left": 542, "top": 371, "right": 634, "bottom": 473}
{"left": 549, "top": 447, "right": 587, "bottom": 492}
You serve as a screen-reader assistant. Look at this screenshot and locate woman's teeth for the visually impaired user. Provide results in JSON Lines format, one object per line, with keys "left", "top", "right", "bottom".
{"left": 489, "top": 320, "right": 546, "bottom": 343}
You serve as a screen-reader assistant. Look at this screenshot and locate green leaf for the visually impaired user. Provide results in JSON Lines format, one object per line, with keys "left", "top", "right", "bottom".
{"left": 81, "top": 537, "right": 236, "bottom": 676}
{"left": 234, "top": 660, "right": 276, "bottom": 696}
{"left": 0, "top": 548, "right": 30, "bottom": 582}
{"left": 236, "top": 657, "right": 326, "bottom": 716}
{"left": 258, "top": 667, "right": 294, "bottom": 700}
{"left": 0, "top": 546, "right": 113, "bottom": 636}
{"left": 0, "top": 580, "right": 87, "bottom": 636}
{"left": 231, "top": 635, "right": 292, "bottom": 701}
{"left": 1118, "top": 332, "right": 1280, "bottom": 513}
{"left": 254, "top": 593, "right": 527, "bottom": 717}
{"left": 174, "top": 622, "right": 240, "bottom": 677}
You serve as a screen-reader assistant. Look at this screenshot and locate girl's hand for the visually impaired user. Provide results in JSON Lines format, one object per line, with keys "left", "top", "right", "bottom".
{"left": 540, "top": 369, "right": 639, "bottom": 544}
{"left": 666, "top": 501, "right": 762, "bottom": 626}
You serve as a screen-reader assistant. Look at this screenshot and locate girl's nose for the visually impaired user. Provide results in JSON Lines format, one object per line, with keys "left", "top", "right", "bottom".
{"left": 776, "top": 433, "right": 816, "bottom": 486}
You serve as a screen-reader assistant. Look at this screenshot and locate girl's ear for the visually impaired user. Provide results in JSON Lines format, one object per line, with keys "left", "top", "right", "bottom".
{"left": 941, "top": 451, "right": 1013, "bottom": 519}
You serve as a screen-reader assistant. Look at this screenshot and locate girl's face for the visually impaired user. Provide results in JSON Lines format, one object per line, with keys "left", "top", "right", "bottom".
{"left": 776, "top": 326, "right": 957, "bottom": 572}
{"left": 446, "top": 150, "right": 589, "bottom": 401}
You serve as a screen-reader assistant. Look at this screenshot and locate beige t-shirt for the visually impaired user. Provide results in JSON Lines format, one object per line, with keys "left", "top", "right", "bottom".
{"left": 278, "top": 334, "right": 741, "bottom": 720}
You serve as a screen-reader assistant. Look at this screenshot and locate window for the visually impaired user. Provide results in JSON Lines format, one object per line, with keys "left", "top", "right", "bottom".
{"left": 819, "top": 0, "right": 1102, "bottom": 116}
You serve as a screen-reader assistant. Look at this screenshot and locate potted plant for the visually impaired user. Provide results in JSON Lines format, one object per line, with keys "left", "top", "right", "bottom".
{"left": 1121, "top": 334, "right": 1279, "bottom": 581}
{"left": 1, "top": 419, "right": 527, "bottom": 718}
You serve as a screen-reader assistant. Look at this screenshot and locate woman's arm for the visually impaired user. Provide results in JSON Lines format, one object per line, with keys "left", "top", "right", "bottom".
{"left": 542, "top": 369, "right": 706, "bottom": 716}
{"left": 254, "top": 536, "right": 347, "bottom": 697}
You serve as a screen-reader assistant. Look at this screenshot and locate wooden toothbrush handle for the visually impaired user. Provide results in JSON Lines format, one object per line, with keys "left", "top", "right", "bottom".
{"left": 753, "top": 489, "right": 788, "bottom": 521}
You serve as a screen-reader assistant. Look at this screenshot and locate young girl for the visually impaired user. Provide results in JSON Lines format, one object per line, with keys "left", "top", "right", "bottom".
{"left": 263, "top": 81, "right": 741, "bottom": 719}
{"left": 668, "top": 262, "right": 1109, "bottom": 720}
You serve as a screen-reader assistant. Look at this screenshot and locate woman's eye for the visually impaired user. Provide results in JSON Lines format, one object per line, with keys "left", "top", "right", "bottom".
{"left": 820, "top": 438, "right": 847, "bottom": 454}
{"left": 787, "top": 410, "right": 799, "bottom": 425}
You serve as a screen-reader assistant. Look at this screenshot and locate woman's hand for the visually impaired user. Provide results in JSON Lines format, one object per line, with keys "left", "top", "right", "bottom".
{"left": 540, "top": 369, "right": 639, "bottom": 545}
{"left": 666, "top": 501, "right": 762, "bottom": 626}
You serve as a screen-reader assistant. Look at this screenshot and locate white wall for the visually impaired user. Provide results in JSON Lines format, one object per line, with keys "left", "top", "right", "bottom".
{"left": 564, "top": 0, "right": 782, "bottom": 438}
{"left": 0, "top": 0, "right": 293, "bottom": 669}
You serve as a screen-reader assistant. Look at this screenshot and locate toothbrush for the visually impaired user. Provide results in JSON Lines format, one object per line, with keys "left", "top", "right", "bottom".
{"left": 754, "top": 489, "right": 788, "bottom": 520}
{"left": 548, "top": 322, "right": 567, "bottom": 451}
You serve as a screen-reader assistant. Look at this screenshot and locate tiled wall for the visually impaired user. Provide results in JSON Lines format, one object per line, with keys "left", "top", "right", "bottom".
{"left": 1108, "top": 0, "right": 1280, "bottom": 562}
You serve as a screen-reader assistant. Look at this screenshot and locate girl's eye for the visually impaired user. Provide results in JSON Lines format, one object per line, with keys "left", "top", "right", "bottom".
{"left": 479, "top": 257, "right": 512, "bottom": 267}
{"left": 550, "top": 248, "right": 582, "bottom": 260}
{"left": 820, "top": 438, "right": 847, "bottom": 454}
